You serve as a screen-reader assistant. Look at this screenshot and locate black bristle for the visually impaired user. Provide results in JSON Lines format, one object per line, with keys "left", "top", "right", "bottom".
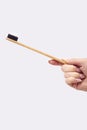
{"left": 7, "top": 34, "right": 18, "bottom": 41}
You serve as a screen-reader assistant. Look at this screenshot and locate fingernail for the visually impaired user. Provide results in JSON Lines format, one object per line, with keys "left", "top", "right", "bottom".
{"left": 75, "top": 79, "right": 82, "bottom": 83}
{"left": 76, "top": 68, "right": 81, "bottom": 72}
{"left": 80, "top": 74, "right": 85, "bottom": 79}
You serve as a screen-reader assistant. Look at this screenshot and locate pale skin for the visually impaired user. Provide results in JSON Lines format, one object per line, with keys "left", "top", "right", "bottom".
{"left": 49, "top": 58, "right": 87, "bottom": 91}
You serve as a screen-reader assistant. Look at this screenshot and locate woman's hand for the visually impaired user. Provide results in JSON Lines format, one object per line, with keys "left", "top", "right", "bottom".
{"left": 49, "top": 58, "right": 87, "bottom": 91}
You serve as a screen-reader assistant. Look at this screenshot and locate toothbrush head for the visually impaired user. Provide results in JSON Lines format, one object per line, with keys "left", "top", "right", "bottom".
{"left": 7, "top": 34, "right": 18, "bottom": 41}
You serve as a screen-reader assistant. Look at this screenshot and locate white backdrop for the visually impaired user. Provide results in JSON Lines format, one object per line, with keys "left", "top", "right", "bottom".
{"left": 0, "top": 0, "right": 87, "bottom": 130}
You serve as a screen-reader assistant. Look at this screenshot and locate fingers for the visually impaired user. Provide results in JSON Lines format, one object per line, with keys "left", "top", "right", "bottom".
{"left": 64, "top": 72, "right": 85, "bottom": 79}
{"left": 61, "top": 64, "right": 85, "bottom": 89}
{"left": 61, "top": 64, "right": 81, "bottom": 73}
{"left": 65, "top": 77, "right": 82, "bottom": 86}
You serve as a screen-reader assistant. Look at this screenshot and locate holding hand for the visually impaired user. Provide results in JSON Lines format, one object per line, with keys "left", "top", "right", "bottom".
{"left": 49, "top": 59, "right": 87, "bottom": 91}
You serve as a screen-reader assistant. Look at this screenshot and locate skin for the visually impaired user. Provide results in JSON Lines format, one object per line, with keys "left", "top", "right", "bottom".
{"left": 48, "top": 58, "right": 87, "bottom": 91}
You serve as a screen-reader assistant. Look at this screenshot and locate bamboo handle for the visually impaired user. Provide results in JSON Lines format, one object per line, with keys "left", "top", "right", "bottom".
{"left": 6, "top": 38, "right": 67, "bottom": 64}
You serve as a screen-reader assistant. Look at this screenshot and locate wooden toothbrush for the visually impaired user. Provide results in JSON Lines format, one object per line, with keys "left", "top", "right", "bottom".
{"left": 6, "top": 34, "right": 67, "bottom": 64}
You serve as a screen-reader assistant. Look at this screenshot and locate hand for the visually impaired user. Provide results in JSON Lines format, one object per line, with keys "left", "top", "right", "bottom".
{"left": 49, "top": 58, "right": 87, "bottom": 91}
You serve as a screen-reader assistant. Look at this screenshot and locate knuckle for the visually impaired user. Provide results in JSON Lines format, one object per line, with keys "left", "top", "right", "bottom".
{"left": 64, "top": 73, "right": 70, "bottom": 78}
{"left": 65, "top": 77, "right": 75, "bottom": 84}
{"left": 61, "top": 65, "right": 65, "bottom": 71}
{"left": 65, "top": 78, "right": 72, "bottom": 85}
{"left": 61, "top": 65, "right": 70, "bottom": 72}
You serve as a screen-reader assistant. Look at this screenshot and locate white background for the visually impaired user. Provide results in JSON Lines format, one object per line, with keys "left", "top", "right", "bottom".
{"left": 0, "top": 0, "right": 87, "bottom": 130}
